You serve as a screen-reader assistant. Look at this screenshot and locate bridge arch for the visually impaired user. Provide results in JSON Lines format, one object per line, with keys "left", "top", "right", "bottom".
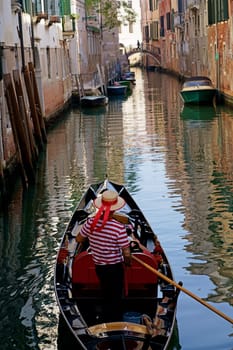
{"left": 125, "top": 44, "right": 161, "bottom": 66}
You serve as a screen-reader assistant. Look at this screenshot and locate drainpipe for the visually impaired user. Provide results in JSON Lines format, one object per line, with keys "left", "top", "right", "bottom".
{"left": 0, "top": 45, "right": 3, "bottom": 81}
{"left": 29, "top": 1, "right": 36, "bottom": 67}
{"left": 17, "top": 7, "right": 26, "bottom": 71}
{"left": 215, "top": 1, "right": 220, "bottom": 102}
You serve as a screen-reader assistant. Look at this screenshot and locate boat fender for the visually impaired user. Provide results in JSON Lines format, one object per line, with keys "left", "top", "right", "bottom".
{"left": 123, "top": 311, "right": 142, "bottom": 324}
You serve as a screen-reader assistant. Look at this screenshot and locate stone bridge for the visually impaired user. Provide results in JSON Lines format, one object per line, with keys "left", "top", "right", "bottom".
{"left": 125, "top": 44, "right": 161, "bottom": 66}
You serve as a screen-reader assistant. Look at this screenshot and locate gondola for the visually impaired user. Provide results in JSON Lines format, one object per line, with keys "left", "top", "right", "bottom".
{"left": 55, "top": 179, "right": 182, "bottom": 350}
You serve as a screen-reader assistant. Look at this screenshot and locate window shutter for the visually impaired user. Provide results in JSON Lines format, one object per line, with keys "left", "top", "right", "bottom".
{"left": 60, "top": 0, "right": 71, "bottom": 16}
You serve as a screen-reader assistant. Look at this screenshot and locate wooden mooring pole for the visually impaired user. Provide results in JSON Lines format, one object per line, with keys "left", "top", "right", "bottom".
{"left": 23, "top": 65, "right": 44, "bottom": 151}
{"left": 3, "top": 73, "right": 35, "bottom": 186}
{"left": 28, "top": 62, "right": 47, "bottom": 143}
{"left": 13, "top": 69, "right": 38, "bottom": 164}
{"left": 74, "top": 74, "right": 85, "bottom": 101}
{"left": 0, "top": 95, "right": 6, "bottom": 197}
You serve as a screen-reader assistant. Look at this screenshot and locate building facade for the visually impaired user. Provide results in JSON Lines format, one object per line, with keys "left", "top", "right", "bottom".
{"left": 118, "top": 0, "right": 142, "bottom": 67}
{"left": 140, "top": 0, "right": 233, "bottom": 103}
{"left": 0, "top": 0, "right": 120, "bottom": 183}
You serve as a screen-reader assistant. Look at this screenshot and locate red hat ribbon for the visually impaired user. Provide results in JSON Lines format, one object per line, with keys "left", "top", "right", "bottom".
{"left": 91, "top": 198, "right": 118, "bottom": 232}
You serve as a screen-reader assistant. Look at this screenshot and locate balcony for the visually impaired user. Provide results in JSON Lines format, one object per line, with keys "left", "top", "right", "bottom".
{"left": 187, "top": 0, "right": 200, "bottom": 10}
{"left": 63, "top": 15, "right": 75, "bottom": 38}
{"left": 174, "top": 13, "right": 184, "bottom": 28}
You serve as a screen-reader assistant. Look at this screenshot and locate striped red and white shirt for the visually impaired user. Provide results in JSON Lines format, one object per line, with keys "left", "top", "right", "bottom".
{"left": 80, "top": 217, "right": 129, "bottom": 265}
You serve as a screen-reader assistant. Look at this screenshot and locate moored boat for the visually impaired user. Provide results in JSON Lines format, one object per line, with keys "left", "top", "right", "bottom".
{"left": 80, "top": 95, "right": 108, "bottom": 107}
{"left": 107, "top": 84, "right": 127, "bottom": 96}
{"left": 118, "top": 80, "right": 133, "bottom": 92}
{"left": 180, "top": 76, "right": 216, "bottom": 105}
{"left": 121, "top": 71, "right": 136, "bottom": 85}
{"left": 55, "top": 179, "right": 182, "bottom": 350}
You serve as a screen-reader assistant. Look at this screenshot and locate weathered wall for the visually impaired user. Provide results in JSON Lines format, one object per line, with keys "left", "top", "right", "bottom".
{"left": 208, "top": 20, "right": 233, "bottom": 103}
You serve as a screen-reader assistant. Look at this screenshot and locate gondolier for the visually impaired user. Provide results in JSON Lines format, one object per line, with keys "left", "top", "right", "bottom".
{"left": 76, "top": 190, "right": 131, "bottom": 322}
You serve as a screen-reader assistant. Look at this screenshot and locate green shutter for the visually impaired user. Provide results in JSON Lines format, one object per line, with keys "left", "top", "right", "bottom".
{"left": 222, "top": 0, "right": 229, "bottom": 20}
{"left": 209, "top": 0, "right": 229, "bottom": 24}
{"left": 60, "top": 0, "right": 71, "bottom": 16}
{"left": 20, "top": 0, "right": 31, "bottom": 13}
{"left": 208, "top": 0, "right": 216, "bottom": 25}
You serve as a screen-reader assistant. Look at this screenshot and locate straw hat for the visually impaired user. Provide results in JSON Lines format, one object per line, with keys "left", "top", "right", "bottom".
{"left": 94, "top": 190, "right": 125, "bottom": 211}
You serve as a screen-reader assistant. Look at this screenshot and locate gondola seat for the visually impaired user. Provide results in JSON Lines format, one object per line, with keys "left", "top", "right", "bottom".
{"left": 125, "top": 252, "right": 159, "bottom": 296}
{"left": 72, "top": 251, "right": 99, "bottom": 287}
{"left": 72, "top": 250, "right": 159, "bottom": 298}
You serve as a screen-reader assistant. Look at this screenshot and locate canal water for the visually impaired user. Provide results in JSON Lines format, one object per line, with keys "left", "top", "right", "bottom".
{"left": 0, "top": 69, "right": 233, "bottom": 350}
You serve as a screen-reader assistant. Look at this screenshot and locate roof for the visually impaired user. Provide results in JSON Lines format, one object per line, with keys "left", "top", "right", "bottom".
{"left": 184, "top": 76, "right": 212, "bottom": 82}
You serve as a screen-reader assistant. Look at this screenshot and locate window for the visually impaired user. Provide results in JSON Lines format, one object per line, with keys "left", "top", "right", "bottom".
{"left": 60, "top": 0, "right": 71, "bottom": 16}
{"left": 46, "top": 47, "right": 51, "bottom": 79}
{"left": 178, "top": 0, "right": 183, "bottom": 13}
{"left": 208, "top": 0, "right": 228, "bottom": 24}
{"left": 160, "top": 16, "right": 164, "bottom": 37}
{"left": 151, "top": 21, "right": 159, "bottom": 40}
{"left": 171, "top": 9, "right": 175, "bottom": 32}
{"left": 150, "top": 23, "right": 153, "bottom": 40}
{"left": 144, "top": 25, "right": 149, "bottom": 42}
{"left": 26, "top": 0, "right": 60, "bottom": 15}
{"left": 166, "top": 12, "right": 171, "bottom": 30}
{"left": 20, "top": 0, "right": 32, "bottom": 13}
{"left": 44, "top": 0, "right": 59, "bottom": 15}
{"left": 31, "top": 0, "right": 42, "bottom": 15}
{"left": 55, "top": 48, "right": 59, "bottom": 77}
{"left": 129, "top": 21, "right": 133, "bottom": 33}
{"left": 149, "top": 0, "right": 153, "bottom": 11}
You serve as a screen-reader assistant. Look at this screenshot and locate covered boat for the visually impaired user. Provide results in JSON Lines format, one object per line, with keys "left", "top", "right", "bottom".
{"left": 180, "top": 76, "right": 216, "bottom": 105}
{"left": 107, "top": 84, "right": 127, "bottom": 96}
{"left": 118, "top": 80, "right": 133, "bottom": 93}
{"left": 55, "top": 179, "right": 182, "bottom": 350}
{"left": 80, "top": 95, "right": 108, "bottom": 107}
{"left": 122, "top": 72, "right": 136, "bottom": 85}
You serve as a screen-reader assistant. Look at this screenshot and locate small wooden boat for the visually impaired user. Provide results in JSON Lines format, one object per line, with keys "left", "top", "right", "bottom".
{"left": 122, "top": 71, "right": 135, "bottom": 79}
{"left": 180, "top": 76, "right": 216, "bottom": 105}
{"left": 121, "top": 72, "right": 136, "bottom": 85}
{"left": 118, "top": 80, "right": 133, "bottom": 92}
{"left": 55, "top": 179, "right": 182, "bottom": 350}
{"left": 107, "top": 84, "right": 127, "bottom": 96}
{"left": 80, "top": 95, "right": 108, "bottom": 107}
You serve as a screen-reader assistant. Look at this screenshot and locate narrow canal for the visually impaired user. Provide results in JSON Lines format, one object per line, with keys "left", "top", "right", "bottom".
{"left": 0, "top": 69, "right": 232, "bottom": 350}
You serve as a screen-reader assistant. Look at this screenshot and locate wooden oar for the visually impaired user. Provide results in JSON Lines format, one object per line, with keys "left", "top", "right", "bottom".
{"left": 132, "top": 255, "right": 233, "bottom": 325}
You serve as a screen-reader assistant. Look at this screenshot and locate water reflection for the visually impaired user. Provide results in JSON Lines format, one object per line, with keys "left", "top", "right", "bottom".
{"left": 180, "top": 105, "right": 217, "bottom": 121}
{"left": 180, "top": 106, "right": 233, "bottom": 304}
{"left": 80, "top": 105, "right": 108, "bottom": 116}
{"left": 0, "top": 69, "right": 232, "bottom": 349}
